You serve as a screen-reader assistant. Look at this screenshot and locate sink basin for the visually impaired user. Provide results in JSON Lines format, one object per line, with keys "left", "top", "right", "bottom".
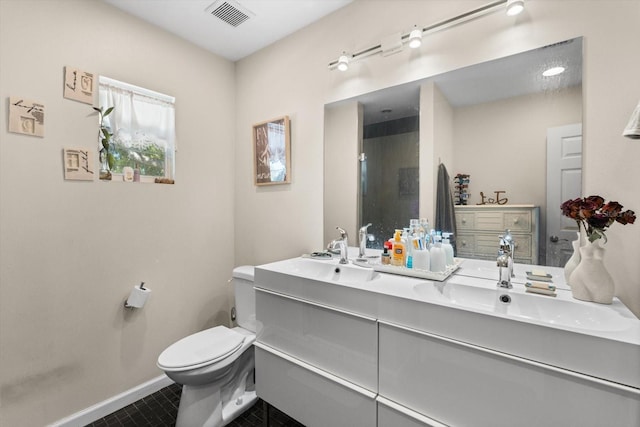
{"left": 269, "top": 257, "right": 377, "bottom": 283}
{"left": 414, "top": 281, "right": 628, "bottom": 332}
{"left": 456, "top": 260, "right": 570, "bottom": 290}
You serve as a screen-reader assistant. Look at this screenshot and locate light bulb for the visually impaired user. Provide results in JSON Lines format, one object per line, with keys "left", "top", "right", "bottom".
{"left": 337, "top": 54, "right": 349, "bottom": 71}
{"left": 506, "top": 0, "right": 524, "bottom": 16}
{"left": 408, "top": 28, "right": 422, "bottom": 49}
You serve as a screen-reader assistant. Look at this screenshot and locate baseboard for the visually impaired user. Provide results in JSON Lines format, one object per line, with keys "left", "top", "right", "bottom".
{"left": 49, "top": 374, "right": 174, "bottom": 427}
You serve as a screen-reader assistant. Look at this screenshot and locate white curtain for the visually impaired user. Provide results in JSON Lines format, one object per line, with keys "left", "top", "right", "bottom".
{"left": 98, "top": 77, "right": 176, "bottom": 175}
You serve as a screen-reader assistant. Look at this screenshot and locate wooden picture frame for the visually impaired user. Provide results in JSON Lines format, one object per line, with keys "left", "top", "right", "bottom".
{"left": 253, "top": 116, "right": 291, "bottom": 186}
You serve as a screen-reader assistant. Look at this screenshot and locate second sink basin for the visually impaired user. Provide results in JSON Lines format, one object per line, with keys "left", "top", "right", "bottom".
{"left": 414, "top": 281, "right": 629, "bottom": 332}
{"left": 271, "top": 257, "right": 377, "bottom": 283}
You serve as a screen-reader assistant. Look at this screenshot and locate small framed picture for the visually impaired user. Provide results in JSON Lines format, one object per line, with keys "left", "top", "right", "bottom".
{"left": 253, "top": 116, "right": 291, "bottom": 186}
{"left": 9, "top": 97, "right": 45, "bottom": 137}
{"left": 63, "top": 67, "right": 95, "bottom": 105}
{"left": 63, "top": 148, "right": 95, "bottom": 181}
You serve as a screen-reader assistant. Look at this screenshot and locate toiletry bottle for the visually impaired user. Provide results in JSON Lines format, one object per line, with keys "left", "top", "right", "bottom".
{"left": 418, "top": 218, "right": 428, "bottom": 249}
{"left": 404, "top": 227, "right": 414, "bottom": 268}
{"left": 381, "top": 247, "right": 391, "bottom": 265}
{"left": 410, "top": 219, "right": 420, "bottom": 236}
{"left": 391, "top": 230, "right": 405, "bottom": 267}
{"left": 430, "top": 236, "right": 446, "bottom": 272}
{"left": 420, "top": 218, "right": 430, "bottom": 235}
{"left": 428, "top": 229, "right": 436, "bottom": 249}
{"left": 413, "top": 248, "right": 430, "bottom": 271}
{"left": 442, "top": 232, "right": 455, "bottom": 266}
{"left": 133, "top": 163, "right": 141, "bottom": 182}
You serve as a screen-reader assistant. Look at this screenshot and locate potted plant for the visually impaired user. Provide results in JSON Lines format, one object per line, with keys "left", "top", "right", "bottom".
{"left": 93, "top": 106, "right": 114, "bottom": 180}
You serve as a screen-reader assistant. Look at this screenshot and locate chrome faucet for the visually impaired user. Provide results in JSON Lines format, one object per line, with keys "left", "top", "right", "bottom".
{"left": 503, "top": 229, "right": 515, "bottom": 278}
{"left": 328, "top": 226, "right": 349, "bottom": 264}
{"left": 497, "top": 230, "right": 515, "bottom": 288}
{"left": 358, "top": 223, "right": 372, "bottom": 259}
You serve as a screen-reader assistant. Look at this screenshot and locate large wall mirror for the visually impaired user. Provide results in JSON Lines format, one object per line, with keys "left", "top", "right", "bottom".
{"left": 324, "top": 37, "right": 583, "bottom": 268}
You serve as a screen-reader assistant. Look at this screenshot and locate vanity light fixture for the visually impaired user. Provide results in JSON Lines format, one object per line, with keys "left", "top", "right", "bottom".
{"left": 542, "top": 66, "right": 565, "bottom": 77}
{"left": 408, "top": 26, "right": 423, "bottom": 49}
{"left": 337, "top": 53, "right": 350, "bottom": 71}
{"left": 506, "top": 0, "right": 525, "bottom": 16}
{"left": 328, "top": 0, "right": 520, "bottom": 71}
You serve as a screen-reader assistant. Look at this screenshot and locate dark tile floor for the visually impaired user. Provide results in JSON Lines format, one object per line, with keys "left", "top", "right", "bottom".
{"left": 86, "top": 382, "right": 305, "bottom": 427}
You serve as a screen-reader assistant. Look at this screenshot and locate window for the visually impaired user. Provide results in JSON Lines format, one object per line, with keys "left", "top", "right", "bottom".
{"left": 98, "top": 76, "right": 176, "bottom": 180}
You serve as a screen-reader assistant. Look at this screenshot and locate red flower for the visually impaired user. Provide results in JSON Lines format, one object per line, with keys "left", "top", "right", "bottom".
{"left": 617, "top": 210, "right": 637, "bottom": 225}
{"left": 561, "top": 195, "right": 636, "bottom": 243}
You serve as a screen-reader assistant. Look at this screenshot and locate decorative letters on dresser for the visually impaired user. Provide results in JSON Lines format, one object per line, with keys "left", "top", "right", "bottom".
{"left": 455, "top": 205, "right": 540, "bottom": 264}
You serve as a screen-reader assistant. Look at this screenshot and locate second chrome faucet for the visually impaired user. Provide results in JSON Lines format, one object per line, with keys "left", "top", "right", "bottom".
{"left": 328, "top": 226, "right": 349, "bottom": 264}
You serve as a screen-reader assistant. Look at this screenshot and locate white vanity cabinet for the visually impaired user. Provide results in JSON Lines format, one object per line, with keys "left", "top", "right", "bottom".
{"left": 254, "top": 287, "right": 378, "bottom": 427}
{"left": 455, "top": 205, "right": 540, "bottom": 264}
{"left": 255, "top": 256, "right": 640, "bottom": 427}
{"left": 378, "top": 321, "right": 640, "bottom": 427}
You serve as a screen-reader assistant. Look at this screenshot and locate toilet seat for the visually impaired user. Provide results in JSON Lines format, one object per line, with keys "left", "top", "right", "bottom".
{"left": 158, "top": 326, "right": 246, "bottom": 372}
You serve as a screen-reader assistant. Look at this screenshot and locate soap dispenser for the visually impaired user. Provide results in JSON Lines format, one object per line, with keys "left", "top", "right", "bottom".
{"left": 391, "top": 230, "right": 406, "bottom": 267}
{"left": 442, "top": 233, "right": 455, "bottom": 266}
{"left": 430, "top": 235, "right": 446, "bottom": 273}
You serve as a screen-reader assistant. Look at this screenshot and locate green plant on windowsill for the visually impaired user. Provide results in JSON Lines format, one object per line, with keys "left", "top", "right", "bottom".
{"left": 93, "top": 106, "right": 114, "bottom": 180}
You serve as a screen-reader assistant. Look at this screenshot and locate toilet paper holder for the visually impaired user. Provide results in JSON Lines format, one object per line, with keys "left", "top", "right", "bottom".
{"left": 124, "top": 282, "right": 151, "bottom": 309}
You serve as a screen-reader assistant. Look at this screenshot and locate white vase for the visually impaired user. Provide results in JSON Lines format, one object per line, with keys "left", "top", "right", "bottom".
{"left": 563, "top": 229, "right": 584, "bottom": 286}
{"left": 569, "top": 240, "right": 615, "bottom": 304}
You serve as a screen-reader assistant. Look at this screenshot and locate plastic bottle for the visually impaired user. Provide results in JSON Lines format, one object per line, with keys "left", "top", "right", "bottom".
{"left": 430, "top": 236, "right": 446, "bottom": 272}
{"left": 428, "top": 229, "right": 437, "bottom": 250}
{"left": 413, "top": 248, "right": 430, "bottom": 271}
{"left": 381, "top": 247, "right": 391, "bottom": 265}
{"left": 133, "top": 163, "right": 141, "bottom": 182}
{"left": 391, "top": 230, "right": 405, "bottom": 267}
{"left": 442, "top": 233, "right": 455, "bottom": 266}
{"left": 404, "top": 227, "right": 414, "bottom": 268}
{"left": 419, "top": 218, "right": 430, "bottom": 249}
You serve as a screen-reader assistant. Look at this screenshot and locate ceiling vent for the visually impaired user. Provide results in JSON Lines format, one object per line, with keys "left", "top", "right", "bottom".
{"left": 206, "top": 0, "right": 255, "bottom": 27}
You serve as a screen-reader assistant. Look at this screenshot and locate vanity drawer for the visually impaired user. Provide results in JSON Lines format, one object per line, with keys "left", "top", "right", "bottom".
{"left": 474, "top": 234, "right": 500, "bottom": 258}
{"left": 513, "top": 234, "right": 532, "bottom": 258}
{"left": 377, "top": 396, "right": 447, "bottom": 427}
{"left": 256, "top": 288, "right": 377, "bottom": 391}
{"left": 378, "top": 321, "right": 640, "bottom": 427}
{"left": 504, "top": 211, "right": 532, "bottom": 232}
{"left": 456, "top": 233, "right": 475, "bottom": 256}
{"left": 455, "top": 212, "right": 475, "bottom": 230}
{"left": 255, "top": 344, "right": 377, "bottom": 427}
{"left": 475, "top": 211, "right": 503, "bottom": 230}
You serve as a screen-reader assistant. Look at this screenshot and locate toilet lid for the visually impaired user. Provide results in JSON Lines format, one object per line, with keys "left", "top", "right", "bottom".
{"left": 158, "top": 326, "right": 245, "bottom": 370}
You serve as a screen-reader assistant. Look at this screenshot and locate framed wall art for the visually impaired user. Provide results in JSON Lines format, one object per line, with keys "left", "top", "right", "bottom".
{"left": 63, "top": 66, "right": 95, "bottom": 105}
{"left": 9, "top": 97, "right": 45, "bottom": 137}
{"left": 253, "top": 115, "right": 291, "bottom": 186}
{"left": 63, "top": 148, "right": 95, "bottom": 181}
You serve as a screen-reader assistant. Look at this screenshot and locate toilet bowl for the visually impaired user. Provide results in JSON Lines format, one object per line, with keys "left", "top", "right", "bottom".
{"left": 157, "top": 266, "right": 257, "bottom": 427}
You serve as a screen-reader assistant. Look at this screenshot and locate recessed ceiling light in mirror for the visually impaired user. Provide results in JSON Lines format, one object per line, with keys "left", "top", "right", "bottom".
{"left": 543, "top": 66, "right": 566, "bottom": 77}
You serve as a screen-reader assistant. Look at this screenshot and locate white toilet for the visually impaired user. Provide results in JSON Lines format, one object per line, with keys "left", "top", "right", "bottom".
{"left": 157, "top": 266, "right": 257, "bottom": 427}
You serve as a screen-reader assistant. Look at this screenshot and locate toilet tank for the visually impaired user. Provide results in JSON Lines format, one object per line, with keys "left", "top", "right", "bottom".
{"left": 232, "top": 266, "right": 256, "bottom": 332}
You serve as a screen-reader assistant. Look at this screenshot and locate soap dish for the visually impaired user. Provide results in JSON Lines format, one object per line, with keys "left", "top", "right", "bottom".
{"left": 526, "top": 271, "right": 553, "bottom": 282}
